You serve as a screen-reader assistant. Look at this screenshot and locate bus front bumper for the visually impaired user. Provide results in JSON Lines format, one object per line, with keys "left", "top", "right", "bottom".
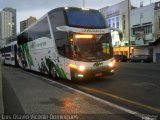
{"left": 70, "top": 67, "right": 114, "bottom": 80}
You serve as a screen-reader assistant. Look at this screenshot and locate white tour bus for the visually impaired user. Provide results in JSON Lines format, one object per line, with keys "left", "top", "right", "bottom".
{"left": 0, "top": 41, "right": 18, "bottom": 66}
{"left": 17, "top": 7, "right": 122, "bottom": 80}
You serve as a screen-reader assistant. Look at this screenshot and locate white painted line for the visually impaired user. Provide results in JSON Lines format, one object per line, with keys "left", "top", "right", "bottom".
{"left": 18, "top": 68, "right": 143, "bottom": 118}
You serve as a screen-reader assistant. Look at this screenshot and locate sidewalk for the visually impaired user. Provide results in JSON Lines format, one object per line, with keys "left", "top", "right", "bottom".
{"left": 0, "top": 63, "right": 4, "bottom": 114}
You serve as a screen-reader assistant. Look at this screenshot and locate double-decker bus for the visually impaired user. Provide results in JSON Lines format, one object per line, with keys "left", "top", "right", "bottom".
{"left": 0, "top": 41, "right": 18, "bottom": 66}
{"left": 17, "top": 7, "right": 122, "bottom": 80}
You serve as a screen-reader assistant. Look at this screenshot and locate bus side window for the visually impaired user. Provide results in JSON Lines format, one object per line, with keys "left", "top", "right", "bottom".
{"left": 57, "top": 46, "right": 65, "bottom": 56}
{"left": 63, "top": 44, "right": 71, "bottom": 58}
{"left": 56, "top": 44, "right": 70, "bottom": 57}
{"left": 55, "top": 32, "right": 71, "bottom": 58}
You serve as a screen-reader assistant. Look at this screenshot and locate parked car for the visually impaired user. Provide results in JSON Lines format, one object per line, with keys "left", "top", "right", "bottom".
{"left": 114, "top": 55, "right": 128, "bottom": 62}
{"left": 129, "top": 55, "right": 153, "bottom": 63}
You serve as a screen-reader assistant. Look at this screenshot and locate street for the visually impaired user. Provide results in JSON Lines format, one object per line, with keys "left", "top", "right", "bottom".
{"left": 1, "top": 1, "right": 160, "bottom": 120}
{"left": 2, "top": 63, "right": 160, "bottom": 120}
{"left": 58, "top": 63, "right": 160, "bottom": 114}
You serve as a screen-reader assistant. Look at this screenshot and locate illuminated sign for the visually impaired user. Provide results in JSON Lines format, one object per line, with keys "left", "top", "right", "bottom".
{"left": 30, "top": 42, "right": 46, "bottom": 48}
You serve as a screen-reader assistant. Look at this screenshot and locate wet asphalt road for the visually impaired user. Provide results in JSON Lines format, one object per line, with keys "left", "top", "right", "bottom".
{"left": 60, "top": 62, "right": 160, "bottom": 114}
{"left": 2, "top": 63, "right": 160, "bottom": 119}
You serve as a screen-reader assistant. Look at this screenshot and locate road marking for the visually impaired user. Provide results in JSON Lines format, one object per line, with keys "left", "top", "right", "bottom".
{"left": 78, "top": 86, "right": 160, "bottom": 113}
{"left": 17, "top": 69, "right": 143, "bottom": 118}
{"left": 117, "top": 72, "right": 160, "bottom": 79}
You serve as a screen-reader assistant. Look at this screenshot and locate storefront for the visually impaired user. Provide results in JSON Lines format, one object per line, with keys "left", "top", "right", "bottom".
{"left": 150, "top": 38, "right": 160, "bottom": 63}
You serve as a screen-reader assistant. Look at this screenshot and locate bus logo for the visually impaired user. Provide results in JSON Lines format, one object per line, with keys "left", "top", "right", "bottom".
{"left": 93, "top": 62, "right": 103, "bottom": 67}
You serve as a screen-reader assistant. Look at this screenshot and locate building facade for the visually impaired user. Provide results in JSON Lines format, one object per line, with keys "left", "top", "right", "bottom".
{"left": 154, "top": 2, "right": 160, "bottom": 40}
{"left": 3, "top": 7, "right": 17, "bottom": 36}
{"left": 130, "top": 4, "right": 155, "bottom": 57}
{"left": 151, "top": 2, "right": 160, "bottom": 62}
{"left": 99, "top": 0, "right": 131, "bottom": 57}
{"left": 100, "top": 0, "right": 160, "bottom": 62}
{"left": 20, "top": 16, "right": 37, "bottom": 32}
{"left": 0, "top": 11, "right": 12, "bottom": 40}
{"left": 130, "top": 1, "right": 160, "bottom": 62}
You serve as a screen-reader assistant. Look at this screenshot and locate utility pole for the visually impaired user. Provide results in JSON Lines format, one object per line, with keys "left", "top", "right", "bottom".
{"left": 128, "top": 0, "right": 131, "bottom": 58}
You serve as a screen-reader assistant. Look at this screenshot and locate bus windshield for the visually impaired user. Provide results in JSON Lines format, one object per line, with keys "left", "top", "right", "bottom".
{"left": 66, "top": 9, "right": 106, "bottom": 28}
{"left": 71, "top": 33, "right": 113, "bottom": 62}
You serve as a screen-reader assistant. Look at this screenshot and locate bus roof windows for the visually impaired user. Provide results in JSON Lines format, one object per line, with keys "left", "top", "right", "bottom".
{"left": 49, "top": 10, "right": 66, "bottom": 32}
{"left": 18, "top": 17, "right": 51, "bottom": 45}
{"left": 48, "top": 8, "right": 107, "bottom": 30}
{"left": 65, "top": 9, "right": 106, "bottom": 28}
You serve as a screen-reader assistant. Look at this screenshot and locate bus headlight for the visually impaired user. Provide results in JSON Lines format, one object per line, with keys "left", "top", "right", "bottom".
{"left": 113, "top": 59, "right": 116, "bottom": 63}
{"left": 78, "top": 65, "right": 86, "bottom": 71}
{"left": 69, "top": 64, "right": 86, "bottom": 71}
{"left": 108, "top": 62, "right": 114, "bottom": 67}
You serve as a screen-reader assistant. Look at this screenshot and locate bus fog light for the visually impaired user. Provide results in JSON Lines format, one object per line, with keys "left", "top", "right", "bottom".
{"left": 75, "top": 74, "right": 84, "bottom": 78}
{"left": 111, "top": 70, "right": 114, "bottom": 73}
{"left": 78, "top": 74, "right": 84, "bottom": 78}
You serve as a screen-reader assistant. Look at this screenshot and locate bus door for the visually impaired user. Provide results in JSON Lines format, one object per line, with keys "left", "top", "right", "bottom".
{"left": 11, "top": 45, "right": 15, "bottom": 65}
{"left": 55, "top": 47, "right": 67, "bottom": 79}
{"left": 14, "top": 45, "right": 18, "bottom": 66}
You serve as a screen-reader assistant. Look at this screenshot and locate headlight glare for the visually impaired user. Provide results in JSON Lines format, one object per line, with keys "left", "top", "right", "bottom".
{"left": 78, "top": 65, "right": 86, "bottom": 71}
{"left": 108, "top": 62, "right": 114, "bottom": 67}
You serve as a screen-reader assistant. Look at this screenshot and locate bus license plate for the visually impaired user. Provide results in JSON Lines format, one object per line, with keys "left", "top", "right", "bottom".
{"left": 95, "top": 73, "right": 102, "bottom": 77}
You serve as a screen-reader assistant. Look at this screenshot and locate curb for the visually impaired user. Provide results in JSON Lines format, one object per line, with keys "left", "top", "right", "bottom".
{"left": 0, "top": 63, "right": 4, "bottom": 114}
